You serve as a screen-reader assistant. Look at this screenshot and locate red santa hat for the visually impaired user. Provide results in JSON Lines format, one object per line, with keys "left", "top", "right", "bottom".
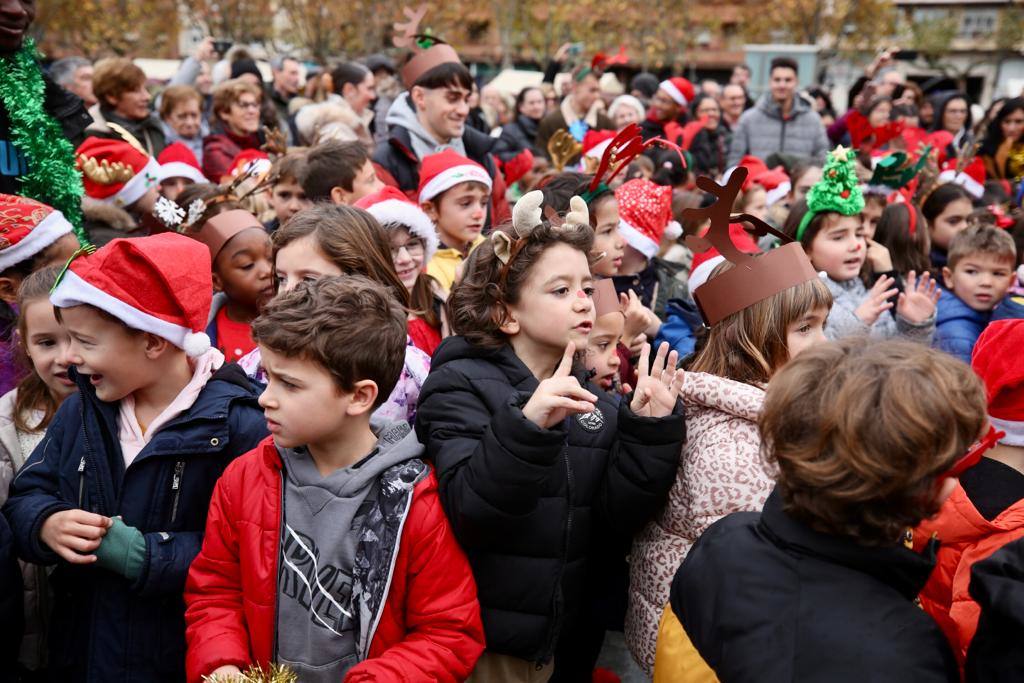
{"left": 227, "top": 149, "right": 272, "bottom": 180}
{"left": 355, "top": 186, "right": 438, "bottom": 263}
{"left": 0, "top": 194, "right": 75, "bottom": 273}
{"left": 614, "top": 178, "right": 681, "bottom": 259}
{"left": 972, "top": 319, "right": 1024, "bottom": 446}
{"left": 583, "top": 129, "right": 617, "bottom": 161}
{"left": 938, "top": 157, "right": 986, "bottom": 199}
{"left": 50, "top": 233, "right": 214, "bottom": 357}
{"left": 156, "top": 142, "right": 207, "bottom": 185}
{"left": 751, "top": 167, "right": 792, "bottom": 207}
{"left": 688, "top": 223, "right": 761, "bottom": 293}
{"left": 417, "top": 149, "right": 492, "bottom": 204}
{"left": 76, "top": 136, "right": 160, "bottom": 208}
{"left": 659, "top": 77, "right": 695, "bottom": 108}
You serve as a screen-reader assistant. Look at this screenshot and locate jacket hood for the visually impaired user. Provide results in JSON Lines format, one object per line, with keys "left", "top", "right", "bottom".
{"left": 756, "top": 92, "right": 813, "bottom": 120}
{"left": 759, "top": 488, "right": 939, "bottom": 600}
{"left": 917, "top": 479, "right": 1024, "bottom": 545}
{"left": 431, "top": 336, "right": 536, "bottom": 388}
{"left": 682, "top": 372, "right": 765, "bottom": 423}
{"left": 937, "top": 290, "right": 990, "bottom": 326}
{"left": 278, "top": 417, "right": 423, "bottom": 498}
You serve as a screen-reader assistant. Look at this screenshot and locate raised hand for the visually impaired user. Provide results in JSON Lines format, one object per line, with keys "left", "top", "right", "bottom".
{"left": 521, "top": 342, "right": 599, "bottom": 429}
{"left": 630, "top": 342, "right": 685, "bottom": 418}
{"left": 855, "top": 275, "right": 897, "bottom": 326}
{"left": 40, "top": 509, "right": 111, "bottom": 564}
{"left": 866, "top": 239, "right": 893, "bottom": 273}
{"left": 897, "top": 270, "right": 940, "bottom": 324}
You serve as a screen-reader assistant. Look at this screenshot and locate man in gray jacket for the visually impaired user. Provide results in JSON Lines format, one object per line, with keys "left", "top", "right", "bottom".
{"left": 727, "top": 56, "right": 829, "bottom": 167}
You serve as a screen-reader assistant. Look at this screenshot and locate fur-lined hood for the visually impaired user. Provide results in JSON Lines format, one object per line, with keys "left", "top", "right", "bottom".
{"left": 81, "top": 197, "right": 140, "bottom": 247}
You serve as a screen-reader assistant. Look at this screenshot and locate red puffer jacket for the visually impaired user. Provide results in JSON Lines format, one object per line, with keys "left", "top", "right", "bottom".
{"left": 183, "top": 437, "right": 485, "bottom": 682}
{"left": 914, "top": 482, "right": 1024, "bottom": 663}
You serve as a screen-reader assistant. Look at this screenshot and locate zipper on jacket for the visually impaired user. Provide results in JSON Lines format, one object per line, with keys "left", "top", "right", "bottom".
{"left": 78, "top": 403, "right": 111, "bottom": 513}
{"left": 779, "top": 116, "right": 787, "bottom": 153}
{"left": 272, "top": 469, "right": 285, "bottom": 662}
{"left": 77, "top": 456, "right": 86, "bottom": 508}
{"left": 169, "top": 461, "right": 186, "bottom": 525}
{"left": 540, "top": 446, "right": 573, "bottom": 664}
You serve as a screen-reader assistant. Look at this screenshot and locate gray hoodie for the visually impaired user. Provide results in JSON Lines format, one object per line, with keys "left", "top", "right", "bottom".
{"left": 384, "top": 92, "right": 467, "bottom": 161}
{"left": 822, "top": 275, "right": 935, "bottom": 344}
{"left": 275, "top": 419, "right": 424, "bottom": 682}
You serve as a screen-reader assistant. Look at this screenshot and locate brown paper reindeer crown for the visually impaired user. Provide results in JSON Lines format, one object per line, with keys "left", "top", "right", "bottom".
{"left": 393, "top": 4, "right": 463, "bottom": 86}
{"left": 683, "top": 168, "right": 818, "bottom": 326}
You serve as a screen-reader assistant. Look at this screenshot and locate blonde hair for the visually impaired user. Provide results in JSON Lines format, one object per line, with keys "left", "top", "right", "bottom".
{"left": 688, "top": 261, "right": 833, "bottom": 385}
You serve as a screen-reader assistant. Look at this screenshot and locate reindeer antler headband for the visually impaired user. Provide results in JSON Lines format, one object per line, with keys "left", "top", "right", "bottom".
{"left": 491, "top": 190, "right": 590, "bottom": 268}
{"left": 393, "top": 4, "right": 462, "bottom": 86}
{"left": 581, "top": 123, "right": 686, "bottom": 202}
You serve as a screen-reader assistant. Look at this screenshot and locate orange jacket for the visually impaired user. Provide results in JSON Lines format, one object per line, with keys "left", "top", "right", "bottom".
{"left": 914, "top": 482, "right": 1024, "bottom": 663}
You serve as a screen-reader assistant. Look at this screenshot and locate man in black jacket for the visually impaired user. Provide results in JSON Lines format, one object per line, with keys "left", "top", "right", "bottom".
{"left": 374, "top": 61, "right": 509, "bottom": 226}
{"left": 0, "top": 0, "right": 90, "bottom": 196}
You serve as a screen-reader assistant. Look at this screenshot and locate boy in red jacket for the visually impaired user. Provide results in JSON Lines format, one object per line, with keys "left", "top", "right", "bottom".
{"left": 184, "top": 275, "right": 484, "bottom": 682}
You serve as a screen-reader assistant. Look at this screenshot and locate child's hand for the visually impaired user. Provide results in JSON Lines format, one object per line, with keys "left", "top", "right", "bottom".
{"left": 206, "top": 665, "right": 243, "bottom": 681}
{"left": 40, "top": 509, "right": 112, "bottom": 564}
{"left": 897, "top": 270, "right": 940, "bottom": 324}
{"left": 855, "top": 275, "right": 897, "bottom": 326}
{"left": 620, "top": 291, "right": 651, "bottom": 342}
{"left": 629, "top": 342, "right": 684, "bottom": 418}
{"left": 866, "top": 239, "right": 893, "bottom": 273}
{"left": 522, "top": 342, "right": 598, "bottom": 429}
{"left": 627, "top": 332, "right": 647, "bottom": 357}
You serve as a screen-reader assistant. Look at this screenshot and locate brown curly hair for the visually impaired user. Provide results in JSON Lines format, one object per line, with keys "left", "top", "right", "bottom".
{"left": 760, "top": 338, "right": 988, "bottom": 546}
{"left": 251, "top": 275, "right": 407, "bottom": 408}
{"left": 448, "top": 220, "right": 594, "bottom": 349}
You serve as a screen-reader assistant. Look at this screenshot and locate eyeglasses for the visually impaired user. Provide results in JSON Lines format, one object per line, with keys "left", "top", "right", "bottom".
{"left": 942, "top": 425, "right": 1005, "bottom": 480}
{"left": 391, "top": 238, "right": 425, "bottom": 259}
{"left": 234, "top": 100, "right": 261, "bottom": 111}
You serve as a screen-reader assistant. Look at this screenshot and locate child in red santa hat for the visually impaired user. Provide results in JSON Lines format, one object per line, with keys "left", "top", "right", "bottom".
{"left": 76, "top": 136, "right": 162, "bottom": 226}
{"left": 2, "top": 233, "right": 267, "bottom": 681}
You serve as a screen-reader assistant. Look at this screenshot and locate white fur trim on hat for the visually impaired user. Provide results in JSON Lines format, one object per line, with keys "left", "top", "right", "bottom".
{"left": 585, "top": 139, "right": 613, "bottom": 160}
{"left": 365, "top": 200, "right": 439, "bottom": 263}
{"left": 106, "top": 156, "right": 161, "bottom": 208}
{"left": 156, "top": 161, "right": 207, "bottom": 185}
{"left": 0, "top": 210, "right": 74, "bottom": 273}
{"left": 765, "top": 181, "right": 791, "bottom": 207}
{"left": 688, "top": 255, "right": 724, "bottom": 293}
{"left": 660, "top": 80, "right": 688, "bottom": 107}
{"left": 418, "top": 164, "right": 493, "bottom": 204}
{"left": 618, "top": 218, "right": 658, "bottom": 260}
{"left": 991, "top": 416, "right": 1024, "bottom": 447}
{"left": 665, "top": 220, "right": 683, "bottom": 241}
{"left": 938, "top": 169, "right": 984, "bottom": 199}
{"left": 51, "top": 269, "right": 207, "bottom": 356}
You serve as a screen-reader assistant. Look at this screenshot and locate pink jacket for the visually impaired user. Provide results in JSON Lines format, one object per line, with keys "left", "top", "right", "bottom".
{"left": 626, "top": 372, "right": 773, "bottom": 675}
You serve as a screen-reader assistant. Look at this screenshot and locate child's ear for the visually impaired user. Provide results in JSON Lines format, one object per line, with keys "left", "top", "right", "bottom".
{"left": 421, "top": 200, "right": 439, "bottom": 222}
{"left": 211, "top": 271, "right": 224, "bottom": 294}
{"left": 346, "top": 379, "right": 379, "bottom": 416}
{"left": 0, "top": 275, "right": 20, "bottom": 303}
{"left": 497, "top": 305, "right": 520, "bottom": 336}
{"left": 142, "top": 332, "right": 173, "bottom": 359}
{"left": 329, "top": 186, "right": 350, "bottom": 205}
{"left": 942, "top": 266, "right": 954, "bottom": 290}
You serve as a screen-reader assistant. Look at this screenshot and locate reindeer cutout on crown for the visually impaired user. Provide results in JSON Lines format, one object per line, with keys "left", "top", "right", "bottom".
{"left": 392, "top": 4, "right": 462, "bottom": 86}
{"left": 680, "top": 168, "right": 818, "bottom": 326}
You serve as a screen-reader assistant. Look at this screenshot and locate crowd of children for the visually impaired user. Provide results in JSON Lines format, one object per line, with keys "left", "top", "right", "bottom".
{"left": 4, "top": 20, "right": 1024, "bottom": 683}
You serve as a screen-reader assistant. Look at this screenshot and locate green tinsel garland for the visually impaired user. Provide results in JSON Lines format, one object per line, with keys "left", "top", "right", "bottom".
{"left": 0, "top": 39, "right": 86, "bottom": 244}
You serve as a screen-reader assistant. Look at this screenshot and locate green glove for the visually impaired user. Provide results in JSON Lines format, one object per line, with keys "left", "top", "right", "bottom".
{"left": 94, "top": 517, "right": 146, "bottom": 581}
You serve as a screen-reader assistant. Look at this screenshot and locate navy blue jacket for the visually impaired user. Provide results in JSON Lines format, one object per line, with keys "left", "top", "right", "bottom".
{"left": 2, "top": 363, "right": 266, "bottom": 682}
{"left": 933, "top": 289, "right": 991, "bottom": 364}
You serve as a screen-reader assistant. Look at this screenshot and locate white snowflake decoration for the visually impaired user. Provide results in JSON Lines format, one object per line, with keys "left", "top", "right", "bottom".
{"left": 153, "top": 196, "right": 186, "bottom": 229}
{"left": 186, "top": 198, "right": 207, "bottom": 228}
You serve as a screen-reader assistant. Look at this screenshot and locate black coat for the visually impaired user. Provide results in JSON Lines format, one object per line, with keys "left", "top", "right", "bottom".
{"left": 415, "top": 336, "right": 684, "bottom": 663}
{"left": 0, "top": 513, "right": 22, "bottom": 681}
{"left": 966, "top": 536, "right": 1024, "bottom": 682}
{"left": 0, "top": 68, "right": 90, "bottom": 197}
{"left": 494, "top": 114, "right": 543, "bottom": 162}
{"left": 688, "top": 126, "right": 728, "bottom": 178}
{"left": 671, "top": 489, "right": 959, "bottom": 682}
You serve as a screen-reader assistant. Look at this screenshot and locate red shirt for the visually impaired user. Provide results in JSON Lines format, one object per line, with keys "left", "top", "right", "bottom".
{"left": 408, "top": 316, "right": 442, "bottom": 357}
{"left": 215, "top": 307, "right": 256, "bottom": 363}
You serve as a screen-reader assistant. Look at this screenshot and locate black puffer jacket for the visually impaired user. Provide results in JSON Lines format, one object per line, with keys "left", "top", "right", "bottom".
{"left": 669, "top": 489, "right": 958, "bottom": 682}
{"left": 415, "top": 336, "right": 685, "bottom": 663}
{"left": 494, "top": 114, "right": 543, "bottom": 162}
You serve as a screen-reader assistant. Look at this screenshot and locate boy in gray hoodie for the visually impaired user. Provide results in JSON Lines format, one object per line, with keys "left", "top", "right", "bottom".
{"left": 184, "top": 275, "right": 485, "bottom": 682}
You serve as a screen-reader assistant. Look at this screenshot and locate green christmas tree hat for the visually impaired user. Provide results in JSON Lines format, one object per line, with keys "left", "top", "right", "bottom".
{"left": 796, "top": 145, "right": 865, "bottom": 240}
